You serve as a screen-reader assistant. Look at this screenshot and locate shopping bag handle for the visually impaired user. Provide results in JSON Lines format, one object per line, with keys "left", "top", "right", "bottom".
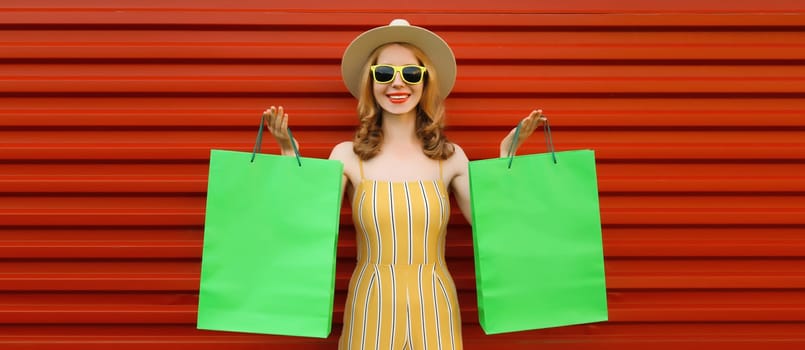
{"left": 507, "top": 118, "right": 557, "bottom": 169}
{"left": 250, "top": 115, "right": 302, "bottom": 166}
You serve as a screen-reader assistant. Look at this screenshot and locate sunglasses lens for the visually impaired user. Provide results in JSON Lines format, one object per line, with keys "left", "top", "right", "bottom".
{"left": 402, "top": 66, "right": 424, "bottom": 83}
{"left": 373, "top": 65, "right": 395, "bottom": 83}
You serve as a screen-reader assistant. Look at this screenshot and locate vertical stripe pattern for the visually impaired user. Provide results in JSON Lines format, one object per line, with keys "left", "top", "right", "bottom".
{"left": 339, "top": 179, "right": 462, "bottom": 350}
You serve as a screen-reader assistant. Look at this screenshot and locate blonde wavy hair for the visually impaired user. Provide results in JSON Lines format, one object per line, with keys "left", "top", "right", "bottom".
{"left": 352, "top": 43, "right": 455, "bottom": 160}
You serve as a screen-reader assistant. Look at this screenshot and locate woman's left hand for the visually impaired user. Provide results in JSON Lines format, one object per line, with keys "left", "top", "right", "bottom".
{"left": 499, "top": 109, "right": 547, "bottom": 157}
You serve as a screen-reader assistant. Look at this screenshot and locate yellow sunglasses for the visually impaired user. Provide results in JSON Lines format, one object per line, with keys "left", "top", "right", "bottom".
{"left": 370, "top": 65, "right": 427, "bottom": 85}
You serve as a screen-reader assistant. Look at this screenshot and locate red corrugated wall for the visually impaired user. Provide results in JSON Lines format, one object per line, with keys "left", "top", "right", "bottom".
{"left": 1, "top": 0, "right": 804, "bottom": 348}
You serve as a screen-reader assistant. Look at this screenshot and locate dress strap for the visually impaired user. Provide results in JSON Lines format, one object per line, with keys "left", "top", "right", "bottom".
{"left": 358, "top": 159, "right": 365, "bottom": 180}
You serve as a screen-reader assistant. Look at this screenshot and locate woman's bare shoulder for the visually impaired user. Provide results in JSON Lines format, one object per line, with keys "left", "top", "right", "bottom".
{"left": 329, "top": 141, "right": 355, "bottom": 161}
{"left": 330, "top": 141, "right": 362, "bottom": 187}
{"left": 443, "top": 142, "right": 469, "bottom": 177}
{"left": 448, "top": 143, "right": 469, "bottom": 163}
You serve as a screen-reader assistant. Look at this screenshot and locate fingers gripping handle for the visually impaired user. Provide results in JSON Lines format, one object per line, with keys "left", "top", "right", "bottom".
{"left": 506, "top": 118, "right": 556, "bottom": 169}
{"left": 251, "top": 115, "right": 302, "bottom": 166}
{"left": 506, "top": 121, "right": 522, "bottom": 169}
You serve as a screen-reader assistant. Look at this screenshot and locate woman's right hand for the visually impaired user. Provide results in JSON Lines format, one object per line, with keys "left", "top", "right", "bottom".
{"left": 498, "top": 109, "right": 546, "bottom": 157}
{"left": 263, "top": 105, "right": 298, "bottom": 156}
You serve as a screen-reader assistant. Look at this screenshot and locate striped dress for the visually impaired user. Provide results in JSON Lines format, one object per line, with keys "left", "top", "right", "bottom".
{"left": 338, "top": 161, "right": 463, "bottom": 350}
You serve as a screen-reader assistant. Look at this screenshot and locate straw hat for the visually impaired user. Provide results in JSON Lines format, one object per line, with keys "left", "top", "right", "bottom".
{"left": 341, "top": 19, "right": 456, "bottom": 99}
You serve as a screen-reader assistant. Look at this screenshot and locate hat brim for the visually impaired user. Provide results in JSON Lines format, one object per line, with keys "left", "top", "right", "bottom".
{"left": 341, "top": 23, "right": 456, "bottom": 99}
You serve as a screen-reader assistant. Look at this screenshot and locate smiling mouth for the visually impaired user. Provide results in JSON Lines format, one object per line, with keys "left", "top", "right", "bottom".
{"left": 387, "top": 94, "right": 410, "bottom": 104}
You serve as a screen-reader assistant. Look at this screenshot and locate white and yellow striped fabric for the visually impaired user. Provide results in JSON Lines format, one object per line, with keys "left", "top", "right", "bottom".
{"left": 339, "top": 161, "right": 463, "bottom": 350}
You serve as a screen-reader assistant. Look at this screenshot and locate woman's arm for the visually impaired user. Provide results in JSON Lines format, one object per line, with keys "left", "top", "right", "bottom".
{"left": 448, "top": 144, "right": 472, "bottom": 226}
{"left": 328, "top": 141, "right": 355, "bottom": 200}
{"left": 450, "top": 110, "right": 546, "bottom": 225}
{"left": 265, "top": 105, "right": 350, "bottom": 198}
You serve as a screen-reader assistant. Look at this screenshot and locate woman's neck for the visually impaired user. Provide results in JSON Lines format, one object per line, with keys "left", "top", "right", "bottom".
{"left": 381, "top": 110, "right": 419, "bottom": 145}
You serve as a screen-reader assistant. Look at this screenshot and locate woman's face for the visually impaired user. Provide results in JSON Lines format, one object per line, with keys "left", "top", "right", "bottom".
{"left": 372, "top": 44, "right": 424, "bottom": 117}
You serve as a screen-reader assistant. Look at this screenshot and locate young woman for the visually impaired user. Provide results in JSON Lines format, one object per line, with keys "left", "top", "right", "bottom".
{"left": 265, "top": 19, "right": 545, "bottom": 350}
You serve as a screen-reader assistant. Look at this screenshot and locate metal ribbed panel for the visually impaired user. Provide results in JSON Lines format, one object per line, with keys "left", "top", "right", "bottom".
{"left": 1, "top": 1, "right": 804, "bottom": 348}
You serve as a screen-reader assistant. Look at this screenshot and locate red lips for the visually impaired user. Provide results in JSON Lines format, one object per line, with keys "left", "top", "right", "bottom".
{"left": 387, "top": 93, "right": 410, "bottom": 104}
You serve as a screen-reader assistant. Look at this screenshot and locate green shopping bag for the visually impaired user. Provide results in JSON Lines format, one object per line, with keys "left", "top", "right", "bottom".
{"left": 197, "top": 117, "right": 343, "bottom": 338}
{"left": 468, "top": 122, "right": 608, "bottom": 334}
